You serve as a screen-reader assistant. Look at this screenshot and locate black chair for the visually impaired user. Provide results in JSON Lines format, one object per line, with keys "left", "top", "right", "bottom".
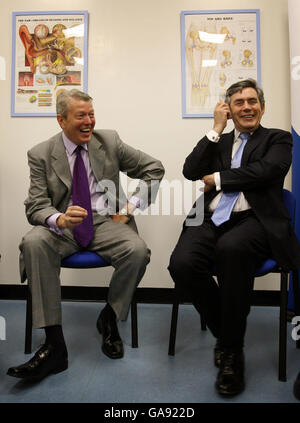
{"left": 25, "top": 251, "right": 138, "bottom": 354}
{"left": 168, "top": 189, "right": 300, "bottom": 382}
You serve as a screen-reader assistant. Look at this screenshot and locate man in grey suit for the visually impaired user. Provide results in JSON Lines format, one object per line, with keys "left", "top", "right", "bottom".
{"left": 7, "top": 89, "right": 164, "bottom": 382}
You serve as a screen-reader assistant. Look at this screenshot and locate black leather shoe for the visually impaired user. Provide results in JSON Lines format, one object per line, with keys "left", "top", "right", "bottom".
{"left": 215, "top": 350, "right": 245, "bottom": 396}
{"left": 214, "top": 340, "right": 223, "bottom": 368}
{"left": 294, "top": 372, "right": 300, "bottom": 401}
{"left": 7, "top": 344, "right": 68, "bottom": 382}
{"left": 96, "top": 311, "right": 124, "bottom": 359}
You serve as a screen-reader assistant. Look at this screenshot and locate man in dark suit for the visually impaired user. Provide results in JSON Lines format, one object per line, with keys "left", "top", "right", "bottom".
{"left": 7, "top": 89, "right": 164, "bottom": 382}
{"left": 169, "top": 79, "right": 300, "bottom": 396}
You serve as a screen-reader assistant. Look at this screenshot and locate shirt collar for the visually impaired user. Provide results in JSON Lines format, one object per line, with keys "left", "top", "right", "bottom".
{"left": 234, "top": 129, "right": 252, "bottom": 142}
{"left": 62, "top": 132, "right": 88, "bottom": 155}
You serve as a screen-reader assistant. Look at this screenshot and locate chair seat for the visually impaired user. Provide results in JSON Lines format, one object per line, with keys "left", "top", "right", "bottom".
{"left": 255, "top": 259, "right": 277, "bottom": 277}
{"left": 61, "top": 251, "right": 109, "bottom": 269}
{"left": 213, "top": 258, "right": 277, "bottom": 278}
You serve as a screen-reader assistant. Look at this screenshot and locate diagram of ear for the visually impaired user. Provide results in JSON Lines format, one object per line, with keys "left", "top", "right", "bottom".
{"left": 19, "top": 25, "right": 49, "bottom": 73}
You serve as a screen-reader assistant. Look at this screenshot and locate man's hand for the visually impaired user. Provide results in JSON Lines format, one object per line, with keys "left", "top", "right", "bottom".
{"left": 213, "top": 102, "right": 231, "bottom": 135}
{"left": 111, "top": 213, "right": 130, "bottom": 224}
{"left": 56, "top": 206, "right": 88, "bottom": 229}
{"left": 202, "top": 174, "right": 215, "bottom": 192}
{"left": 110, "top": 202, "right": 136, "bottom": 224}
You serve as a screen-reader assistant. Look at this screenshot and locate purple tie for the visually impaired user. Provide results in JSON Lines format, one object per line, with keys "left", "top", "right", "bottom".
{"left": 72, "top": 146, "right": 94, "bottom": 247}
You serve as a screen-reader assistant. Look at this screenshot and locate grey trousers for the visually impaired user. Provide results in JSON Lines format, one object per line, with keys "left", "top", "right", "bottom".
{"left": 19, "top": 217, "right": 150, "bottom": 328}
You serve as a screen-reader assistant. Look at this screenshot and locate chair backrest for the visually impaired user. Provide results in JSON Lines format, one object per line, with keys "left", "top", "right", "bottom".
{"left": 61, "top": 251, "right": 109, "bottom": 269}
{"left": 282, "top": 189, "right": 296, "bottom": 228}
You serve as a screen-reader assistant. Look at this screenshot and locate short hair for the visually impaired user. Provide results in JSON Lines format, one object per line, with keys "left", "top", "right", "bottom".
{"left": 225, "top": 79, "right": 265, "bottom": 106}
{"left": 56, "top": 89, "right": 93, "bottom": 118}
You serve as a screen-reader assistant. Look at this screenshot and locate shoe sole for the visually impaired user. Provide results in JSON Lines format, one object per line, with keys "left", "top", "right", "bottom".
{"left": 26, "top": 361, "right": 68, "bottom": 382}
{"left": 7, "top": 360, "right": 68, "bottom": 382}
{"left": 215, "top": 382, "right": 245, "bottom": 397}
{"left": 214, "top": 351, "right": 223, "bottom": 368}
{"left": 102, "top": 344, "right": 124, "bottom": 359}
{"left": 214, "top": 357, "right": 221, "bottom": 368}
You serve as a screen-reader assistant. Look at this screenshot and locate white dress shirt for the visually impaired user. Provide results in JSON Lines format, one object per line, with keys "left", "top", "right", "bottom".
{"left": 47, "top": 132, "right": 140, "bottom": 232}
{"left": 206, "top": 129, "right": 251, "bottom": 212}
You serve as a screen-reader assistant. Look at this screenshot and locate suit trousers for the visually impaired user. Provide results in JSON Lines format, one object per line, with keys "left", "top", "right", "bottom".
{"left": 168, "top": 210, "right": 272, "bottom": 350}
{"left": 20, "top": 216, "right": 150, "bottom": 328}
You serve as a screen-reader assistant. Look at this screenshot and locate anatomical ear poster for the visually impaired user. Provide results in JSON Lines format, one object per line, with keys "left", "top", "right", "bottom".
{"left": 11, "top": 11, "right": 88, "bottom": 116}
{"left": 181, "top": 9, "right": 260, "bottom": 118}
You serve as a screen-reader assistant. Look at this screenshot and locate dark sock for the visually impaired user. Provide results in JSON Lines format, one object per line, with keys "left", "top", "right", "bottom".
{"left": 101, "top": 303, "right": 117, "bottom": 320}
{"left": 44, "top": 325, "right": 67, "bottom": 357}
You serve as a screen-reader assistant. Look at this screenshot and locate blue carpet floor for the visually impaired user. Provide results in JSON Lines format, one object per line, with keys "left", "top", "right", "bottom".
{"left": 0, "top": 300, "right": 299, "bottom": 404}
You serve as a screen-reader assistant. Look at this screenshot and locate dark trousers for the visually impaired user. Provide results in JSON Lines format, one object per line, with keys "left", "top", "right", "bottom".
{"left": 168, "top": 210, "right": 272, "bottom": 350}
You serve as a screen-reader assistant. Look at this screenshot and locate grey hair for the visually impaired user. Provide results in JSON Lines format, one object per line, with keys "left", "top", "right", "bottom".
{"left": 225, "top": 79, "right": 265, "bottom": 106}
{"left": 56, "top": 89, "right": 93, "bottom": 118}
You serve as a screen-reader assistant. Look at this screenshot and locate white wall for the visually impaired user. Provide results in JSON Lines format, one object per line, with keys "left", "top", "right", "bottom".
{"left": 0, "top": 0, "right": 292, "bottom": 290}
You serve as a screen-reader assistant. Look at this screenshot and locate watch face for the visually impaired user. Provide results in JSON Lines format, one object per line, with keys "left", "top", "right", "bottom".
{"left": 120, "top": 208, "right": 127, "bottom": 215}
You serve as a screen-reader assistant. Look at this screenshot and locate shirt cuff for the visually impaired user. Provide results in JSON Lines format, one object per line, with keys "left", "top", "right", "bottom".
{"left": 206, "top": 130, "right": 220, "bottom": 143}
{"left": 214, "top": 172, "right": 221, "bottom": 191}
{"left": 46, "top": 213, "right": 64, "bottom": 235}
{"left": 128, "top": 196, "right": 143, "bottom": 212}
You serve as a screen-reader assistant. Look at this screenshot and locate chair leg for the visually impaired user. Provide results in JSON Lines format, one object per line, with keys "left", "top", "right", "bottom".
{"left": 25, "top": 286, "right": 32, "bottom": 354}
{"left": 168, "top": 299, "right": 179, "bottom": 356}
{"left": 279, "top": 271, "right": 288, "bottom": 382}
{"left": 131, "top": 299, "right": 138, "bottom": 348}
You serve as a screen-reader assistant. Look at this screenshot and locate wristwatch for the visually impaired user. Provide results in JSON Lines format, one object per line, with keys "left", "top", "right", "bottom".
{"left": 119, "top": 208, "right": 131, "bottom": 218}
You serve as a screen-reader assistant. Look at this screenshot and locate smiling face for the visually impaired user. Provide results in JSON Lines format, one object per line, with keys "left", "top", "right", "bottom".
{"left": 228, "top": 87, "right": 265, "bottom": 133}
{"left": 57, "top": 97, "right": 96, "bottom": 144}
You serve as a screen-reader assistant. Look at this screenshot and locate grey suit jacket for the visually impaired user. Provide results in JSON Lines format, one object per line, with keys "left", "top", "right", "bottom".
{"left": 24, "top": 129, "right": 164, "bottom": 226}
{"left": 20, "top": 129, "right": 164, "bottom": 282}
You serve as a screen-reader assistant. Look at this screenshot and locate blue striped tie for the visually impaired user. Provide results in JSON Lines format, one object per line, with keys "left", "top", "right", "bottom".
{"left": 211, "top": 132, "right": 249, "bottom": 226}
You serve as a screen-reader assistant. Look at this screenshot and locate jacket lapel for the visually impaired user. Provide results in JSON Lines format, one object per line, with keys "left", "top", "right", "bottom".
{"left": 88, "top": 133, "right": 106, "bottom": 182}
{"left": 220, "top": 130, "right": 235, "bottom": 170}
{"left": 51, "top": 132, "right": 106, "bottom": 188}
{"left": 241, "top": 125, "right": 265, "bottom": 165}
{"left": 51, "top": 134, "right": 72, "bottom": 190}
